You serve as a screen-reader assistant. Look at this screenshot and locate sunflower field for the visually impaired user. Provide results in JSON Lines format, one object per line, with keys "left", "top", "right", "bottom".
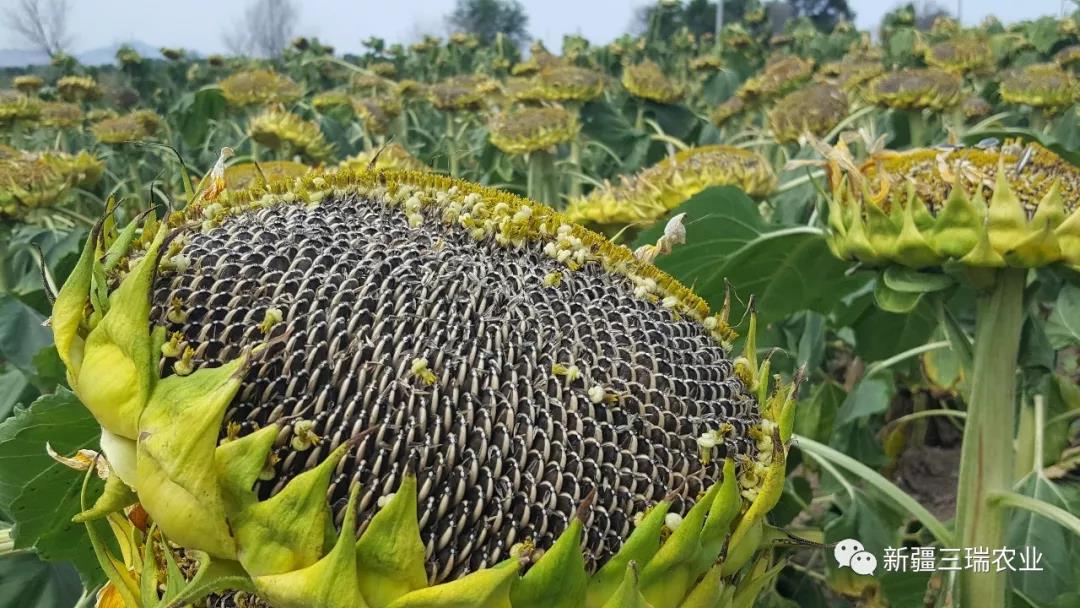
{"left": 1, "top": 3, "right": 1079, "bottom": 607}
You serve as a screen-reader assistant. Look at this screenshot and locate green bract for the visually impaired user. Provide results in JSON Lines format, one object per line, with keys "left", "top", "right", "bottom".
{"left": 825, "top": 140, "right": 1080, "bottom": 269}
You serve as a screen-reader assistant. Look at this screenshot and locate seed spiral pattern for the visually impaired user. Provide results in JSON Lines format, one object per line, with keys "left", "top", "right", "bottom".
{"left": 148, "top": 193, "right": 760, "bottom": 583}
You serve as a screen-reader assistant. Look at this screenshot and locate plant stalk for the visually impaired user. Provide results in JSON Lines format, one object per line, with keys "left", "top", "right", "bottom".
{"left": 527, "top": 150, "right": 558, "bottom": 207}
{"left": 446, "top": 113, "right": 460, "bottom": 178}
{"left": 954, "top": 267, "right": 1027, "bottom": 607}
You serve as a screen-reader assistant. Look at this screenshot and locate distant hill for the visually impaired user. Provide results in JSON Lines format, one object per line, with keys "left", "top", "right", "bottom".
{"left": 0, "top": 40, "right": 164, "bottom": 68}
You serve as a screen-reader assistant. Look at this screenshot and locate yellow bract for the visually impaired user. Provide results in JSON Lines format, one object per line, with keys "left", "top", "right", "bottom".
{"left": 866, "top": 68, "right": 964, "bottom": 111}
{"left": 219, "top": 69, "right": 301, "bottom": 107}
{"left": 247, "top": 109, "right": 333, "bottom": 161}
{"left": 622, "top": 59, "right": 684, "bottom": 104}
{"left": 999, "top": 63, "right": 1077, "bottom": 114}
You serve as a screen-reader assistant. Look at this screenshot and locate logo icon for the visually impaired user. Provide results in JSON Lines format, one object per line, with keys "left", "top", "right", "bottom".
{"left": 835, "top": 538, "right": 877, "bottom": 575}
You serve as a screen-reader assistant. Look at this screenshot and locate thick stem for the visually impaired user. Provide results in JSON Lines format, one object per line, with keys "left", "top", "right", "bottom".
{"left": 569, "top": 139, "right": 582, "bottom": 199}
{"left": 527, "top": 150, "right": 558, "bottom": 207}
{"left": 446, "top": 112, "right": 459, "bottom": 178}
{"left": 908, "top": 109, "right": 928, "bottom": 148}
{"left": 955, "top": 268, "right": 1027, "bottom": 607}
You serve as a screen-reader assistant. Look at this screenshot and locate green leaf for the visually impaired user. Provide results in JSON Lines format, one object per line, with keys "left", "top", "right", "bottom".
{"left": 1005, "top": 475, "right": 1080, "bottom": 605}
{"left": 0, "top": 389, "right": 104, "bottom": 586}
{"left": 1045, "top": 284, "right": 1080, "bottom": 349}
{"left": 0, "top": 225, "right": 86, "bottom": 297}
{"left": 632, "top": 185, "right": 765, "bottom": 267}
{"left": 0, "top": 295, "right": 52, "bottom": 373}
{"left": 794, "top": 380, "right": 843, "bottom": 444}
{"left": 834, "top": 375, "right": 893, "bottom": 428}
{"left": 881, "top": 266, "right": 955, "bottom": 294}
{"left": 0, "top": 553, "right": 83, "bottom": 608}
{"left": 873, "top": 278, "right": 923, "bottom": 313}
{"left": 174, "top": 86, "right": 227, "bottom": 150}
{"left": 0, "top": 367, "right": 31, "bottom": 421}
{"left": 850, "top": 298, "right": 937, "bottom": 363}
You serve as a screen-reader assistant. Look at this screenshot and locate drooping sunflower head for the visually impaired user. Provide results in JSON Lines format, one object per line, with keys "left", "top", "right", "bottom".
{"left": 488, "top": 106, "right": 580, "bottom": 156}
{"left": 924, "top": 35, "right": 993, "bottom": 74}
{"left": 219, "top": 69, "right": 302, "bottom": 108}
{"left": 0, "top": 89, "right": 42, "bottom": 125}
{"left": 824, "top": 139, "right": 1080, "bottom": 269}
{"left": 116, "top": 45, "right": 143, "bottom": 67}
{"left": 311, "top": 90, "right": 353, "bottom": 113}
{"left": 340, "top": 142, "right": 427, "bottom": 173}
{"left": 428, "top": 75, "right": 498, "bottom": 111}
{"left": 768, "top": 83, "right": 848, "bottom": 143}
{"left": 621, "top": 59, "right": 684, "bottom": 104}
{"left": 999, "top": 63, "right": 1077, "bottom": 114}
{"left": 54, "top": 166, "right": 795, "bottom": 608}
{"left": 13, "top": 74, "right": 44, "bottom": 94}
{"left": 39, "top": 101, "right": 84, "bottom": 128}
{"left": 90, "top": 110, "right": 163, "bottom": 144}
{"left": 370, "top": 61, "right": 397, "bottom": 78}
{"left": 353, "top": 95, "right": 403, "bottom": 135}
{"left": 161, "top": 47, "right": 185, "bottom": 61}
{"left": 709, "top": 96, "right": 746, "bottom": 128}
{"left": 513, "top": 66, "right": 605, "bottom": 103}
{"left": 689, "top": 54, "right": 725, "bottom": 73}
{"left": 737, "top": 55, "right": 815, "bottom": 101}
{"left": 1055, "top": 45, "right": 1080, "bottom": 68}
{"left": 566, "top": 145, "right": 776, "bottom": 226}
{"left": 865, "top": 68, "right": 964, "bottom": 111}
{"left": 247, "top": 109, "right": 333, "bottom": 161}
{"left": 961, "top": 95, "right": 992, "bottom": 120}
{"left": 816, "top": 58, "right": 884, "bottom": 93}
{"left": 0, "top": 150, "right": 102, "bottom": 217}
{"left": 56, "top": 76, "right": 101, "bottom": 102}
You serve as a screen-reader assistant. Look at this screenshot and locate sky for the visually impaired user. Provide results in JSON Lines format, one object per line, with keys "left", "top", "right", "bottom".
{"left": 0, "top": 0, "right": 1072, "bottom": 55}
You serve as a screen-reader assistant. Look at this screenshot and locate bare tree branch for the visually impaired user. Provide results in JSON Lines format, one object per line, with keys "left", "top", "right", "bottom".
{"left": 4, "top": 0, "right": 73, "bottom": 56}
{"left": 221, "top": 0, "right": 299, "bottom": 58}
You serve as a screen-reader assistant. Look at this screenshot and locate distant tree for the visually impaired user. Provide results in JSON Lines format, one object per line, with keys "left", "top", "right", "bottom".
{"left": 630, "top": 1, "right": 757, "bottom": 39}
{"left": 223, "top": 0, "right": 299, "bottom": 58}
{"left": 911, "top": 1, "right": 952, "bottom": 30}
{"left": 787, "top": 0, "right": 855, "bottom": 31}
{"left": 447, "top": 0, "right": 530, "bottom": 46}
{"left": 4, "top": 0, "right": 72, "bottom": 56}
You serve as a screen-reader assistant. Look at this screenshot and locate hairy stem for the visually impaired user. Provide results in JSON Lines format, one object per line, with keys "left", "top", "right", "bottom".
{"left": 955, "top": 267, "right": 1027, "bottom": 607}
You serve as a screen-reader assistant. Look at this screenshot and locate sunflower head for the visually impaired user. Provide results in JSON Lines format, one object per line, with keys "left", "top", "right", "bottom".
{"left": 51, "top": 166, "right": 795, "bottom": 608}
{"left": 924, "top": 36, "right": 993, "bottom": 74}
{"left": 247, "top": 109, "right": 333, "bottom": 161}
{"left": 999, "top": 63, "right": 1077, "bottom": 114}
{"left": 513, "top": 66, "right": 605, "bottom": 103}
{"left": 116, "top": 45, "right": 143, "bottom": 66}
{"left": 428, "top": 75, "right": 497, "bottom": 111}
{"left": 709, "top": 96, "right": 746, "bottom": 127}
{"left": 370, "top": 61, "right": 397, "bottom": 77}
{"left": 738, "top": 55, "right": 815, "bottom": 101}
{"left": 353, "top": 95, "right": 402, "bottom": 135}
{"left": 488, "top": 105, "right": 580, "bottom": 155}
{"left": 13, "top": 75, "right": 44, "bottom": 94}
{"left": 566, "top": 145, "right": 776, "bottom": 226}
{"left": 340, "top": 142, "right": 427, "bottom": 173}
{"left": 0, "top": 90, "right": 42, "bottom": 124}
{"left": 161, "top": 47, "right": 185, "bottom": 61}
{"left": 961, "top": 95, "right": 992, "bottom": 120}
{"left": 1055, "top": 45, "right": 1080, "bottom": 68}
{"left": 311, "top": 90, "right": 353, "bottom": 113}
{"left": 39, "top": 101, "right": 84, "bottom": 128}
{"left": 219, "top": 69, "right": 301, "bottom": 108}
{"left": 56, "top": 76, "right": 101, "bottom": 102}
{"left": 689, "top": 54, "right": 725, "bottom": 73}
{"left": 0, "top": 150, "right": 102, "bottom": 217}
{"left": 768, "top": 83, "right": 848, "bottom": 143}
{"left": 817, "top": 58, "right": 884, "bottom": 92}
{"left": 865, "top": 68, "right": 964, "bottom": 111}
{"left": 621, "top": 59, "right": 684, "bottom": 104}
{"left": 824, "top": 139, "right": 1080, "bottom": 269}
{"left": 90, "top": 110, "right": 162, "bottom": 144}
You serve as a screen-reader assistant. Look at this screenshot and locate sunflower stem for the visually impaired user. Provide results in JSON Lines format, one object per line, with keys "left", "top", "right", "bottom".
{"left": 569, "top": 139, "right": 582, "bottom": 199}
{"left": 527, "top": 150, "right": 558, "bottom": 207}
{"left": 954, "top": 267, "right": 1026, "bottom": 607}
{"left": 446, "top": 113, "right": 460, "bottom": 178}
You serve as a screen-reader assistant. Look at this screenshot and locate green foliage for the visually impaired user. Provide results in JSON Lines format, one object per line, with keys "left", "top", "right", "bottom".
{"left": 0, "top": 389, "right": 104, "bottom": 586}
